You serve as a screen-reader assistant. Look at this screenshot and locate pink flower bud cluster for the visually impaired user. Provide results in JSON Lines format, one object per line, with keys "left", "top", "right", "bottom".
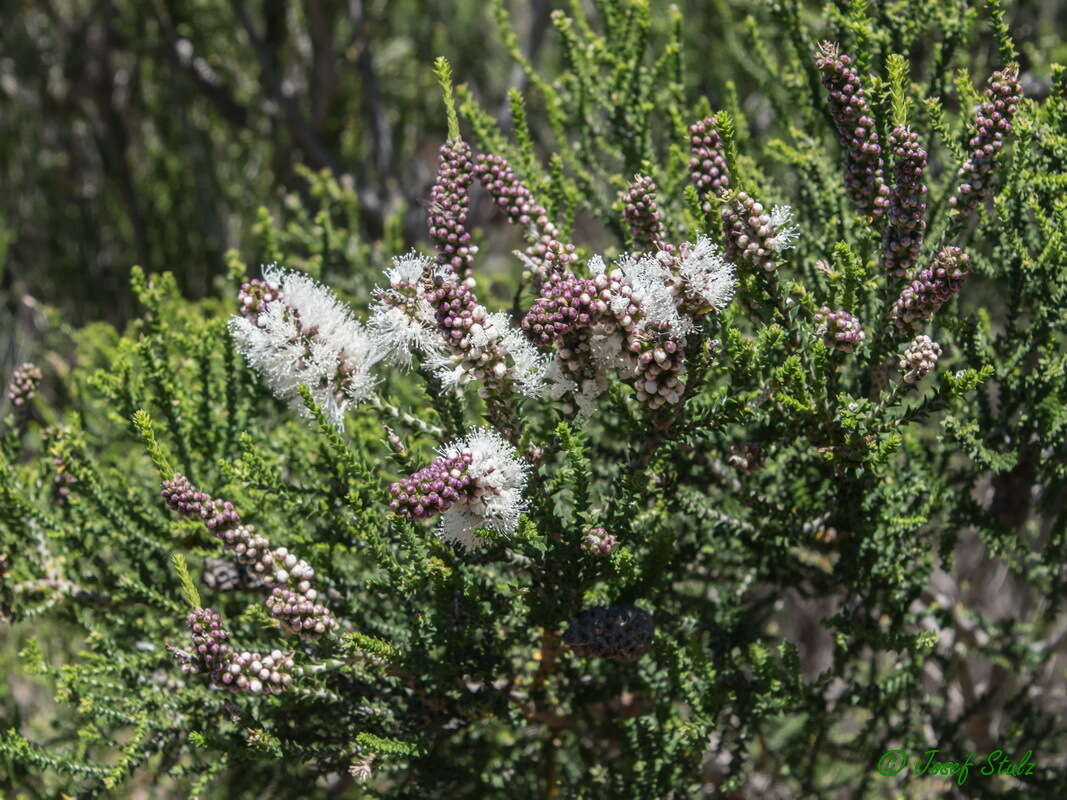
{"left": 619, "top": 175, "right": 668, "bottom": 253}
{"left": 722, "top": 193, "right": 795, "bottom": 273}
{"left": 814, "top": 43, "right": 890, "bottom": 221}
{"left": 237, "top": 278, "right": 283, "bottom": 322}
{"left": 429, "top": 273, "right": 482, "bottom": 349}
{"left": 7, "top": 362, "right": 42, "bottom": 409}
{"left": 219, "top": 648, "right": 295, "bottom": 695}
{"left": 688, "top": 117, "right": 730, "bottom": 210}
{"left": 161, "top": 474, "right": 211, "bottom": 516}
{"left": 371, "top": 254, "right": 547, "bottom": 399}
{"left": 523, "top": 272, "right": 625, "bottom": 413}
{"left": 882, "top": 126, "right": 928, "bottom": 279}
{"left": 948, "top": 66, "right": 1022, "bottom": 218}
{"left": 813, "top": 307, "right": 866, "bottom": 353}
{"left": 428, "top": 268, "right": 547, "bottom": 396}
{"left": 263, "top": 569, "right": 333, "bottom": 639}
{"left": 161, "top": 474, "right": 336, "bottom": 640}
{"left": 429, "top": 139, "right": 478, "bottom": 278}
{"left": 580, "top": 527, "right": 617, "bottom": 556}
{"left": 892, "top": 247, "right": 970, "bottom": 332}
{"left": 474, "top": 153, "right": 576, "bottom": 278}
{"left": 633, "top": 323, "right": 685, "bottom": 409}
{"left": 389, "top": 429, "right": 528, "bottom": 548}
{"left": 524, "top": 252, "right": 707, "bottom": 413}
{"left": 179, "top": 609, "right": 296, "bottom": 695}
{"left": 388, "top": 451, "right": 474, "bottom": 520}
{"left": 183, "top": 607, "right": 231, "bottom": 675}
{"left": 899, "top": 335, "right": 942, "bottom": 384}
{"left": 587, "top": 266, "right": 686, "bottom": 411}
{"left": 591, "top": 268, "right": 644, "bottom": 335}
{"left": 522, "top": 274, "right": 599, "bottom": 346}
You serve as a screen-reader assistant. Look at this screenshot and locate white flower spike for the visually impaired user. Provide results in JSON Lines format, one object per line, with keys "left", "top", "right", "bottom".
{"left": 229, "top": 265, "right": 384, "bottom": 429}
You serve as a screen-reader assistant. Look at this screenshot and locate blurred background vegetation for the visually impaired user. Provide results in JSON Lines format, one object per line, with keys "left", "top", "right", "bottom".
{"left": 4, "top": 1, "right": 1063, "bottom": 334}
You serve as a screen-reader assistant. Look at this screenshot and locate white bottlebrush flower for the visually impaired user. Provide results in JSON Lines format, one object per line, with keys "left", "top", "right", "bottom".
{"left": 438, "top": 428, "right": 529, "bottom": 548}
{"left": 674, "top": 236, "right": 737, "bottom": 312}
{"left": 465, "top": 312, "right": 500, "bottom": 351}
{"left": 423, "top": 343, "right": 480, "bottom": 392}
{"left": 373, "top": 252, "right": 547, "bottom": 399}
{"left": 438, "top": 506, "right": 489, "bottom": 549}
{"left": 421, "top": 347, "right": 466, "bottom": 389}
{"left": 369, "top": 252, "right": 443, "bottom": 367}
{"left": 229, "top": 265, "right": 384, "bottom": 429}
{"left": 423, "top": 310, "right": 549, "bottom": 398}
{"left": 544, "top": 351, "right": 615, "bottom": 418}
{"left": 385, "top": 250, "right": 431, "bottom": 287}
{"left": 767, "top": 206, "right": 800, "bottom": 253}
{"left": 488, "top": 312, "right": 549, "bottom": 398}
{"left": 368, "top": 298, "right": 441, "bottom": 367}
{"left": 612, "top": 253, "right": 694, "bottom": 335}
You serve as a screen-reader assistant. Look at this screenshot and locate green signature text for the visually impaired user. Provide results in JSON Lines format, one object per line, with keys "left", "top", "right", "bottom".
{"left": 876, "top": 748, "right": 1035, "bottom": 786}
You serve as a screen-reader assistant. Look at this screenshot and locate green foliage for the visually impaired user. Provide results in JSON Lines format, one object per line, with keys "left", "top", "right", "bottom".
{"left": 432, "top": 57, "right": 461, "bottom": 142}
{"left": 0, "top": 0, "right": 507, "bottom": 328}
{"left": 171, "top": 553, "right": 202, "bottom": 611}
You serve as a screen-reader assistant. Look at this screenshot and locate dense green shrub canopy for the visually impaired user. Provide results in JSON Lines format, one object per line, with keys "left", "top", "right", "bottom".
{"left": 2, "top": 1, "right": 1067, "bottom": 797}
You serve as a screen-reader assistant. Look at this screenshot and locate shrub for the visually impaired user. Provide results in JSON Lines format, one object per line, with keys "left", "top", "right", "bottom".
{"left": 2, "top": 1, "right": 1066, "bottom": 797}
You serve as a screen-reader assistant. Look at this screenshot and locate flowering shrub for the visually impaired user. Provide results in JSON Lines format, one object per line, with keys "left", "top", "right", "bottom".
{"left": 3, "top": 1, "right": 1067, "bottom": 797}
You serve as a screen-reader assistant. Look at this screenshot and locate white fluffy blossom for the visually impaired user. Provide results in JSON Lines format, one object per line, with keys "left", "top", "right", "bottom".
{"left": 420, "top": 346, "right": 466, "bottom": 390}
{"left": 438, "top": 428, "right": 529, "bottom": 548}
{"left": 588, "top": 324, "right": 631, "bottom": 374}
{"left": 424, "top": 310, "right": 548, "bottom": 398}
{"left": 621, "top": 255, "right": 692, "bottom": 334}
{"left": 492, "top": 313, "right": 550, "bottom": 397}
{"left": 386, "top": 250, "right": 430, "bottom": 285}
{"left": 371, "top": 253, "right": 547, "bottom": 398}
{"left": 593, "top": 253, "right": 693, "bottom": 336}
{"left": 368, "top": 252, "right": 442, "bottom": 367}
{"left": 767, "top": 206, "right": 800, "bottom": 253}
{"left": 674, "top": 236, "right": 736, "bottom": 311}
{"left": 229, "top": 265, "right": 383, "bottom": 429}
{"left": 543, "top": 356, "right": 612, "bottom": 419}
{"left": 368, "top": 300, "right": 441, "bottom": 367}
